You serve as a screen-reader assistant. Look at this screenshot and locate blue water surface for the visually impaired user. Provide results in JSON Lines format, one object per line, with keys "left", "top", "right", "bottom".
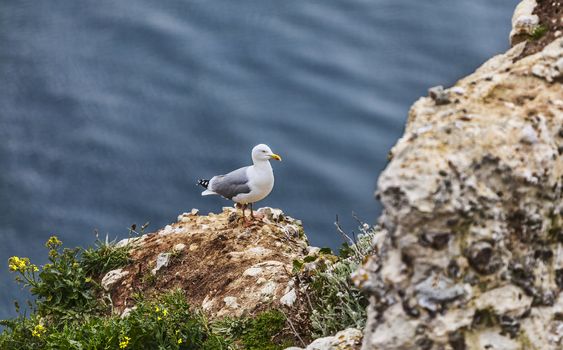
{"left": 0, "top": 0, "right": 518, "bottom": 319}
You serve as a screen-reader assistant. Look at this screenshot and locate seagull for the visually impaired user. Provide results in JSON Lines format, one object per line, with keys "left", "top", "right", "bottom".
{"left": 198, "top": 144, "right": 282, "bottom": 221}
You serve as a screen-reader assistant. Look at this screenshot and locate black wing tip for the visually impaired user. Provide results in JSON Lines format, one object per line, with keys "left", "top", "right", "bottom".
{"left": 197, "top": 179, "right": 210, "bottom": 188}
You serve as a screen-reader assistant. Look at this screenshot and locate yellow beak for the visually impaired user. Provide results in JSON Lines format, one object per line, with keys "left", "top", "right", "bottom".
{"left": 269, "top": 153, "right": 282, "bottom": 161}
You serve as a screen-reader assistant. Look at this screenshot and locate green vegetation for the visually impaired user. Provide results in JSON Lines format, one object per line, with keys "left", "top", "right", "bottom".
{"left": 308, "top": 260, "right": 367, "bottom": 337}
{"left": 7, "top": 236, "right": 105, "bottom": 322}
{"left": 213, "top": 311, "right": 290, "bottom": 350}
{"left": 0, "top": 236, "right": 292, "bottom": 349}
{"left": 239, "top": 311, "right": 289, "bottom": 350}
{"left": 530, "top": 24, "right": 548, "bottom": 40}
{"left": 81, "top": 237, "right": 132, "bottom": 277}
{"left": 0, "top": 289, "right": 229, "bottom": 350}
{"left": 292, "top": 221, "right": 377, "bottom": 338}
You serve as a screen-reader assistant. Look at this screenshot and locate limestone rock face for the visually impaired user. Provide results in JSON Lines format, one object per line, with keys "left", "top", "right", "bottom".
{"left": 101, "top": 268, "right": 129, "bottom": 291}
{"left": 357, "top": 4, "right": 562, "bottom": 349}
{"left": 510, "top": 0, "right": 539, "bottom": 46}
{"left": 286, "top": 328, "right": 363, "bottom": 350}
{"left": 101, "top": 207, "right": 308, "bottom": 319}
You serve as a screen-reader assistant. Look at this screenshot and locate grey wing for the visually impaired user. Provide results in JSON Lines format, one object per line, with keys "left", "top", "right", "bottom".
{"left": 209, "top": 166, "right": 251, "bottom": 200}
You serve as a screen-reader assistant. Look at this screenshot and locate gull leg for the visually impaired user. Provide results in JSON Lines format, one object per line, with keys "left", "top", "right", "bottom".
{"left": 235, "top": 203, "right": 242, "bottom": 221}
{"left": 243, "top": 204, "right": 255, "bottom": 227}
{"left": 250, "top": 203, "right": 254, "bottom": 220}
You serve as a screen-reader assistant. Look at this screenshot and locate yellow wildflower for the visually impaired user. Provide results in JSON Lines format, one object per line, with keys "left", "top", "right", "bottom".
{"left": 8, "top": 256, "right": 32, "bottom": 273}
{"left": 178, "top": 338, "right": 183, "bottom": 344}
{"left": 155, "top": 306, "right": 160, "bottom": 313}
{"left": 45, "top": 236, "right": 62, "bottom": 249}
{"left": 157, "top": 316, "right": 162, "bottom": 321}
{"left": 31, "top": 324, "right": 46, "bottom": 338}
{"left": 119, "top": 335, "right": 131, "bottom": 349}
{"left": 162, "top": 309, "right": 168, "bottom": 317}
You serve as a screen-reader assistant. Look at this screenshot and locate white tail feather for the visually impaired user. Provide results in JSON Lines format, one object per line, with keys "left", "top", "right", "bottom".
{"left": 201, "top": 190, "right": 217, "bottom": 196}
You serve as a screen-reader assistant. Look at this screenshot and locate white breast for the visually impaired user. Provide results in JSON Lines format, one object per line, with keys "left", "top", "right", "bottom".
{"left": 232, "top": 164, "right": 274, "bottom": 204}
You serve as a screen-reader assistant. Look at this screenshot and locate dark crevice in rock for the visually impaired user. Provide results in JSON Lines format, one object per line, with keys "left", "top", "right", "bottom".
{"left": 448, "top": 330, "right": 467, "bottom": 350}
{"left": 466, "top": 241, "right": 502, "bottom": 275}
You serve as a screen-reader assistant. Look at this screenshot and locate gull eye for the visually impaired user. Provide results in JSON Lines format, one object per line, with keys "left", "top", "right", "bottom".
{"left": 262, "top": 150, "right": 267, "bottom": 153}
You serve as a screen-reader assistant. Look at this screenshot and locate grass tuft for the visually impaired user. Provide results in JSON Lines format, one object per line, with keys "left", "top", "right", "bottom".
{"left": 81, "top": 236, "right": 131, "bottom": 276}
{"left": 240, "top": 310, "right": 289, "bottom": 350}
{"left": 530, "top": 24, "right": 548, "bottom": 40}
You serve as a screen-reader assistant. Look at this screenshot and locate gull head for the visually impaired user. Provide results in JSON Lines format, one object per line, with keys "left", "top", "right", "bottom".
{"left": 252, "top": 144, "right": 282, "bottom": 162}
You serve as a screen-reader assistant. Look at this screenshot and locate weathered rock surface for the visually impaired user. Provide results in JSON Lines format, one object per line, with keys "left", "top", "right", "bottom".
{"left": 101, "top": 268, "right": 129, "bottom": 292}
{"left": 510, "top": 0, "right": 539, "bottom": 46}
{"left": 356, "top": 2, "right": 562, "bottom": 349}
{"left": 101, "top": 207, "right": 309, "bottom": 319}
{"left": 516, "top": 0, "right": 563, "bottom": 59}
{"left": 286, "top": 328, "right": 363, "bottom": 350}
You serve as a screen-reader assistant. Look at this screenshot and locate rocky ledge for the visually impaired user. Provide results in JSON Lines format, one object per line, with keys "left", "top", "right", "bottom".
{"left": 101, "top": 207, "right": 308, "bottom": 320}
{"left": 355, "top": 1, "right": 562, "bottom": 349}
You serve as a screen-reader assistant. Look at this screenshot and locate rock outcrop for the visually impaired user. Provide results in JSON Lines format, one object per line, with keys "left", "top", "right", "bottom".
{"left": 356, "top": 2, "right": 562, "bottom": 349}
{"left": 512, "top": 0, "right": 562, "bottom": 58}
{"left": 287, "top": 328, "right": 363, "bottom": 350}
{"left": 101, "top": 207, "right": 309, "bottom": 320}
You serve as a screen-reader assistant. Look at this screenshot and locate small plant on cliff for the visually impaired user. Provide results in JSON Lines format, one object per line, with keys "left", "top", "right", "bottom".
{"left": 82, "top": 224, "right": 145, "bottom": 276}
{"left": 308, "top": 260, "right": 368, "bottom": 337}
{"left": 8, "top": 236, "right": 103, "bottom": 321}
{"left": 293, "top": 218, "right": 377, "bottom": 338}
{"left": 82, "top": 235, "right": 132, "bottom": 277}
{"left": 530, "top": 24, "right": 548, "bottom": 40}
{"left": 213, "top": 310, "right": 290, "bottom": 350}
